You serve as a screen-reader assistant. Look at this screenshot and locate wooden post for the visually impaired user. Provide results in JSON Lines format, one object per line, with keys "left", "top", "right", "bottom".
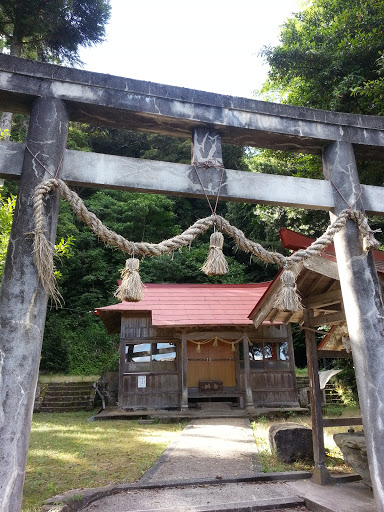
{"left": 242, "top": 334, "right": 255, "bottom": 411}
{"left": 303, "top": 308, "right": 331, "bottom": 485}
{"left": 118, "top": 334, "right": 126, "bottom": 408}
{"left": 181, "top": 331, "right": 188, "bottom": 409}
{"left": 287, "top": 326, "right": 299, "bottom": 404}
{"left": 0, "top": 97, "right": 69, "bottom": 511}
{"left": 323, "top": 141, "right": 384, "bottom": 507}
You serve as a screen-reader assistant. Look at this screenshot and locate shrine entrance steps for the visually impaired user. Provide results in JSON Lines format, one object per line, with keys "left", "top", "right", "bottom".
{"left": 196, "top": 401, "right": 233, "bottom": 412}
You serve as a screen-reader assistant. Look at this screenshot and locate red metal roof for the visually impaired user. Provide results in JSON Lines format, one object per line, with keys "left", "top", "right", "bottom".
{"left": 95, "top": 282, "right": 272, "bottom": 327}
{"left": 280, "top": 227, "right": 384, "bottom": 273}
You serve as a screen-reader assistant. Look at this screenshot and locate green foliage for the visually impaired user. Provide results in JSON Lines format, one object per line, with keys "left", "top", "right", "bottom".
{"left": 140, "top": 245, "right": 248, "bottom": 285}
{"left": 0, "top": 0, "right": 111, "bottom": 63}
{"left": 246, "top": 148, "right": 322, "bottom": 179}
{"left": 41, "top": 313, "right": 119, "bottom": 375}
{"left": 65, "top": 316, "right": 119, "bottom": 375}
{"left": 89, "top": 128, "right": 191, "bottom": 162}
{"left": 54, "top": 236, "right": 75, "bottom": 279}
{"left": 54, "top": 236, "right": 75, "bottom": 259}
{"left": 332, "top": 359, "right": 359, "bottom": 404}
{"left": 323, "top": 404, "right": 344, "bottom": 417}
{"left": 67, "top": 124, "right": 92, "bottom": 151}
{"left": 88, "top": 127, "right": 244, "bottom": 169}
{"left": 9, "top": 114, "right": 28, "bottom": 142}
{"left": 41, "top": 314, "right": 71, "bottom": 373}
{"left": 260, "top": 0, "right": 384, "bottom": 114}
{"left": 0, "top": 190, "right": 16, "bottom": 282}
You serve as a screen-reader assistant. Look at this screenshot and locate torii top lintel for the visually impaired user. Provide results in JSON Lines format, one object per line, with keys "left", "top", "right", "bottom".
{"left": 1, "top": 54, "right": 384, "bottom": 160}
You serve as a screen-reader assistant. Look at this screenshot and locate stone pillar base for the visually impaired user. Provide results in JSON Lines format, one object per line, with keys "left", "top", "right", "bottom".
{"left": 312, "top": 465, "right": 332, "bottom": 485}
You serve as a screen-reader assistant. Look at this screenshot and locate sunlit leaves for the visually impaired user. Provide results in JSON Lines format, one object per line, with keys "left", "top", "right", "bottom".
{"left": 0, "top": 191, "right": 15, "bottom": 282}
{"left": 260, "top": 0, "right": 384, "bottom": 114}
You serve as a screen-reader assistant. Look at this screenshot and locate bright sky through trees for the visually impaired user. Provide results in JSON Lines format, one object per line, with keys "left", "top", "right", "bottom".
{"left": 78, "top": 0, "right": 302, "bottom": 99}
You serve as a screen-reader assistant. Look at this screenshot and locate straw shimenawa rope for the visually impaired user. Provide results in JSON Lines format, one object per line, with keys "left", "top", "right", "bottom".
{"left": 30, "top": 178, "right": 381, "bottom": 308}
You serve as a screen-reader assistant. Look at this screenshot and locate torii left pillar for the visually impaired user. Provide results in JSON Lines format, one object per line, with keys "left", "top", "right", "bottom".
{"left": 0, "top": 97, "right": 69, "bottom": 511}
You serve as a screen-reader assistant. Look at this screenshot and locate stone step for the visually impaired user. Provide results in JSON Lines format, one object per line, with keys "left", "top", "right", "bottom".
{"left": 42, "top": 395, "right": 92, "bottom": 404}
{"left": 45, "top": 382, "right": 94, "bottom": 390}
{"left": 43, "top": 398, "right": 90, "bottom": 406}
{"left": 43, "top": 389, "right": 92, "bottom": 398}
{"left": 197, "top": 402, "right": 233, "bottom": 411}
{"left": 40, "top": 405, "right": 92, "bottom": 412}
{"left": 35, "top": 381, "right": 97, "bottom": 413}
{"left": 112, "top": 497, "right": 306, "bottom": 512}
{"left": 53, "top": 483, "right": 308, "bottom": 512}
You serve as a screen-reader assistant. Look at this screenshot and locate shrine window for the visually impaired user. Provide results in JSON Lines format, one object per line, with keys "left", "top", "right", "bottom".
{"left": 124, "top": 342, "right": 177, "bottom": 373}
{"left": 240, "top": 340, "right": 290, "bottom": 371}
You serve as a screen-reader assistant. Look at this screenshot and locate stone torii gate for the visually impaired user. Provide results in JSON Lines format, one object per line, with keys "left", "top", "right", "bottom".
{"left": 1, "top": 54, "right": 384, "bottom": 511}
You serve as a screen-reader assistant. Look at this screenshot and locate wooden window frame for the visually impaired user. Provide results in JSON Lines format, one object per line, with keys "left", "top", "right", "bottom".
{"left": 122, "top": 338, "right": 178, "bottom": 375}
{"left": 240, "top": 339, "right": 291, "bottom": 372}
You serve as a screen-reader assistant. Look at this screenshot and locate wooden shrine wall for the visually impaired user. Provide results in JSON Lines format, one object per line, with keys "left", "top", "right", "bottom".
{"left": 239, "top": 324, "right": 298, "bottom": 407}
{"left": 119, "top": 314, "right": 180, "bottom": 409}
{"left": 119, "top": 315, "right": 298, "bottom": 410}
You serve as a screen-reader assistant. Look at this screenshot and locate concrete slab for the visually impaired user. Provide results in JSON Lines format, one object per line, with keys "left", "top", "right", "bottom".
{"left": 288, "top": 478, "right": 376, "bottom": 512}
{"left": 139, "top": 418, "right": 261, "bottom": 485}
{"left": 81, "top": 481, "right": 306, "bottom": 512}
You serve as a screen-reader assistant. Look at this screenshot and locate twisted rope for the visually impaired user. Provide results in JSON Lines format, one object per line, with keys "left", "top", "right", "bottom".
{"left": 30, "top": 178, "right": 381, "bottom": 305}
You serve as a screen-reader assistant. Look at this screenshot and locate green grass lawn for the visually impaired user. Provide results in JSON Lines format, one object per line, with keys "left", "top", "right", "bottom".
{"left": 252, "top": 406, "right": 361, "bottom": 474}
{"left": 23, "top": 412, "right": 187, "bottom": 511}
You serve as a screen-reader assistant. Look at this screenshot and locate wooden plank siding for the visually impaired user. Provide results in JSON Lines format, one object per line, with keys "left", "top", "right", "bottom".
{"left": 118, "top": 314, "right": 298, "bottom": 410}
{"left": 239, "top": 370, "right": 298, "bottom": 406}
{"left": 119, "top": 314, "right": 180, "bottom": 409}
{"left": 120, "top": 374, "right": 180, "bottom": 409}
{"left": 243, "top": 324, "right": 299, "bottom": 407}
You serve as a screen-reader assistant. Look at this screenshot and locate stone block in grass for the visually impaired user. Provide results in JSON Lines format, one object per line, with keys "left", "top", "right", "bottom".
{"left": 269, "top": 422, "right": 313, "bottom": 463}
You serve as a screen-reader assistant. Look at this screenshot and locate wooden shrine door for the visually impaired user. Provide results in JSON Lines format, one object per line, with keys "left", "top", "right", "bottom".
{"left": 187, "top": 340, "right": 236, "bottom": 388}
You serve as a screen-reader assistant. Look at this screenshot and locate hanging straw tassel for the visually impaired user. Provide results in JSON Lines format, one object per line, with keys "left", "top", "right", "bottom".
{"left": 213, "top": 337, "right": 218, "bottom": 347}
{"left": 28, "top": 228, "right": 63, "bottom": 307}
{"left": 201, "top": 231, "right": 229, "bottom": 276}
{"left": 196, "top": 343, "right": 201, "bottom": 353}
{"left": 273, "top": 268, "right": 303, "bottom": 312}
{"left": 114, "top": 258, "right": 144, "bottom": 302}
{"left": 231, "top": 342, "right": 235, "bottom": 352}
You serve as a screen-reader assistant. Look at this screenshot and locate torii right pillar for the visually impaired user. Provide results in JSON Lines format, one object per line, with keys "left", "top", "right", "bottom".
{"left": 323, "top": 141, "right": 384, "bottom": 508}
